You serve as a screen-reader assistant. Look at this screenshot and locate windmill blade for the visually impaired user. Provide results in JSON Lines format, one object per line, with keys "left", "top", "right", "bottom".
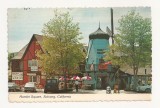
{"left": 106, "top": 26, "right": 112, "bottom": 37}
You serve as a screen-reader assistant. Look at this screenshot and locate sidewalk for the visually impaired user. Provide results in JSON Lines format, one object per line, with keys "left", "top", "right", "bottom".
{"left": 36, "top": 89, "right": 44, "bottom": 92}
{"left": 71, "top": 89, "right": 138, "bottom": 94}
{"left": 35, "top": 88, "right": 139, "bottom": 94}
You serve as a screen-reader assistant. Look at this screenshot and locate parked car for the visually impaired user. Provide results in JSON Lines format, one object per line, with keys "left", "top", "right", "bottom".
{"left": 44, "top": 79, "right": 59, "bottom": 93}
{"left": 136, "top": 84, "right": 151, "bottom": 93}
{"left": 8, "top": 82, "right": 21, "bottom": 92}
{"left": 24, "top": 82, "right": 37, "bottom": 92}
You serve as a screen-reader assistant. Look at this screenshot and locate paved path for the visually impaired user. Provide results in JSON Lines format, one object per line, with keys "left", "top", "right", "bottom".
{"left": 70, "top": 89, "right": 139, "bottom": 94}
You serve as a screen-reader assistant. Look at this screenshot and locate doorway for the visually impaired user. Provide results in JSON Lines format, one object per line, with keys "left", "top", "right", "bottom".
{"left": 101, "top": 77, "right": 107, "bottom": 89}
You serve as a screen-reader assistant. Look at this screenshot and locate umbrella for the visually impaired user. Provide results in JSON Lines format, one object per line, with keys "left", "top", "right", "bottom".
{"left": 81, "top": 76, "right": 92, "bottom": 80}
{"left": 70, "top": 76, "right": 76, "bottom": 80}
{"left": 71, "top": 76, "right": 81, "bottom": 80}
{"left": 59, "top": 76, "right": 64, "bottom": 81}
{"left": 75, "top": 76, "right": 81, "bottom": 80}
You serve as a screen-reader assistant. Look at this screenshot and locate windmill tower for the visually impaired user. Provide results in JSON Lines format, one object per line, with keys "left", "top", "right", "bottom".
{"left": 85, "top": 23, "right": 110, "bottom": 88}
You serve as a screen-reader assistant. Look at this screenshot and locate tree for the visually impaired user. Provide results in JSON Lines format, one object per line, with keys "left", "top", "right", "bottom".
{"left": 37, "top": 10, "right": 85, "bottom": 79}
{"left": 105, "top": 11, "right": 151, "bottom": 88}
{"left": 8, "top": 52, "right": 17, "bottom": 70}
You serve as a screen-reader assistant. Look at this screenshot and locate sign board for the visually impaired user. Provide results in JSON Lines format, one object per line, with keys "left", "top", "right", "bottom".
{"left": 98, "top": 63, "right": 107, "bottom": 70}
{"left": 31, "top": 66, "right": 38, "bottom": 71}
{"left": 12, "top": 72, "right": 23, "bottom": 80}
{"left": 27, "top": 73, "right": 36, "bottom": 76}
{"left": 98, "top": 62, "right": 112, "bottom": 71}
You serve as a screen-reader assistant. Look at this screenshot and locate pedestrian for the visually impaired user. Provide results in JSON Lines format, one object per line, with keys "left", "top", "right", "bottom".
{"left": 75, "top": 79, "right": 79, "bottom": 92}
{"left": 106, "top": 84, "right": 111, "bottom": 94}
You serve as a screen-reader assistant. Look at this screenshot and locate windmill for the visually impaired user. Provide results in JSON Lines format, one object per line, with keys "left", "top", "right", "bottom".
{"left": 106, "top": 8, "right": 114, "bottom": 45}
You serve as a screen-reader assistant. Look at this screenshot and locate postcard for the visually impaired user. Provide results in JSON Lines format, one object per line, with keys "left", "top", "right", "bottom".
{"left": 8, "top": 7, "right": 151, "bottom": 102}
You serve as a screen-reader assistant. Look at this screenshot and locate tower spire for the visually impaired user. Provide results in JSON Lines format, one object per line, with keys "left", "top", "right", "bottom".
{"left": 99, "top": 21, "right": 100, "bottom": 28}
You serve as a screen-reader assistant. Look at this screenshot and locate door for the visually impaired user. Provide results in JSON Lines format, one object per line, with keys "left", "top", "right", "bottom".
{"left": 101, "top": 77, "right": 108, "bottom": 89}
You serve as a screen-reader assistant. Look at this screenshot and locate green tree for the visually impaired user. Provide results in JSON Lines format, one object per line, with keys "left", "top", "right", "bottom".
{"left": 106, "top": 11, "right": 151, "bottom": 88}
{"left": 37, "top": 10, "right": 85, "bottom": 79}
{"left": 8, "top": 52, "right": 15, "bottom": 70}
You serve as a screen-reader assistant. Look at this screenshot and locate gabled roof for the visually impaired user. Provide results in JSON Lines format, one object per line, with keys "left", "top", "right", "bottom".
{"left": 12, "top": 34, "right": 43, "bottom": 60}
{"left": 12, "top": 44, "right": 28, "bottom": 60}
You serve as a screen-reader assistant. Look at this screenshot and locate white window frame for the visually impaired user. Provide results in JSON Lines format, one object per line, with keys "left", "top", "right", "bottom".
{"left": 29, "top": 75, "right": 37, "bottom": 82}
{"left": 28, "top": 59, "right": 38, "bottom": 67}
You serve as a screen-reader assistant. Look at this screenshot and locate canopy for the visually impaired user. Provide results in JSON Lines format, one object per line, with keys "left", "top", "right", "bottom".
{"left": 71, "top": 76, "right": 81, "bottom": 80}
{"left": 81, "top": 76, "right": 92, "bottom": 80}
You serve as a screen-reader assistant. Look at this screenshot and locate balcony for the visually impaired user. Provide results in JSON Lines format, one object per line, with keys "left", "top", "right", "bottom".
{"left": 85, "top": 63, "right": 112, "bottom": 72}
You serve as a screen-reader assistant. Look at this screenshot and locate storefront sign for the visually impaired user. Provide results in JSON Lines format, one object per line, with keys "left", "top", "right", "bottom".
{"left": 27, "top": 73, "right": 36, "bottom": 76}
{"left": 31, "top": 66, "right": 38, "bottom": 71}
{"left": 98, "top": 63, "right": 107, "bottom": 70}
{"left": 98, "top": 62, "right": 112, "bottom": 70}
{"left": 12, "top": 72, "right": 23, "bottom": 80}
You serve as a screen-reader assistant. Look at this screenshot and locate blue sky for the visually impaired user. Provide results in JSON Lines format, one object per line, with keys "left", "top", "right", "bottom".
{"left": 8, "top": 7, "right": 151, "bottom": 52}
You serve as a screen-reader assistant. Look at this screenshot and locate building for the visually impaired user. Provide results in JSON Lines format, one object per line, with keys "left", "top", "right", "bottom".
{"left": 85, "top": 25, "right": 115, "bottom": 89}
{"left": 11, "top": 34, "right": 45, "bottom": 88}
{"left": 121, "top": 67, "right": 152, "bottom": 90}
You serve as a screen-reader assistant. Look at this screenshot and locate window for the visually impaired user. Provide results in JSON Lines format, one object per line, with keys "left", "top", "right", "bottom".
{"left": 28, "top": 60, "right": 32, "bottom": 67}
{"left": 28, "top": 59, "right": 38, "bottom": 67}
{"left": 33, "top": 76, "right": 37, "bottom": 82}
{"left": 46, "top": 79, "right": 57, "bottom": 84}
{"left": 20, "top": 61, "right": 23, "bottom": 71}
{"left": 29, "top": 76, "right": 36, "bottom": 82}
{"left": 97, "top": 49, "right": 105, "bottom": 54}
{"left": 32, "top": 60, "right": 37, "bottom": 66}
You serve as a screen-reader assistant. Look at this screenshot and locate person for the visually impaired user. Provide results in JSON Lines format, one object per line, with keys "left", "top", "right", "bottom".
{"left": 106, "top": 85, "right": 111, "bottom": 94}
{"left": 148, "top": 78, "right": 152, "bottom": 85}
{"left": 138, "top": 79, "right": 141, "bottom": 85}
{"left": 75, "top": 80, "right": 79, "bottom": 92}
{"left": 142, "top": 80, "right": 145, "bottom": 86}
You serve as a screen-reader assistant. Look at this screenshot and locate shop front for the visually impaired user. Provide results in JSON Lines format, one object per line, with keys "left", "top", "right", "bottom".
{"left": 11, "top": 34, "right": 46, "bottom": 88}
